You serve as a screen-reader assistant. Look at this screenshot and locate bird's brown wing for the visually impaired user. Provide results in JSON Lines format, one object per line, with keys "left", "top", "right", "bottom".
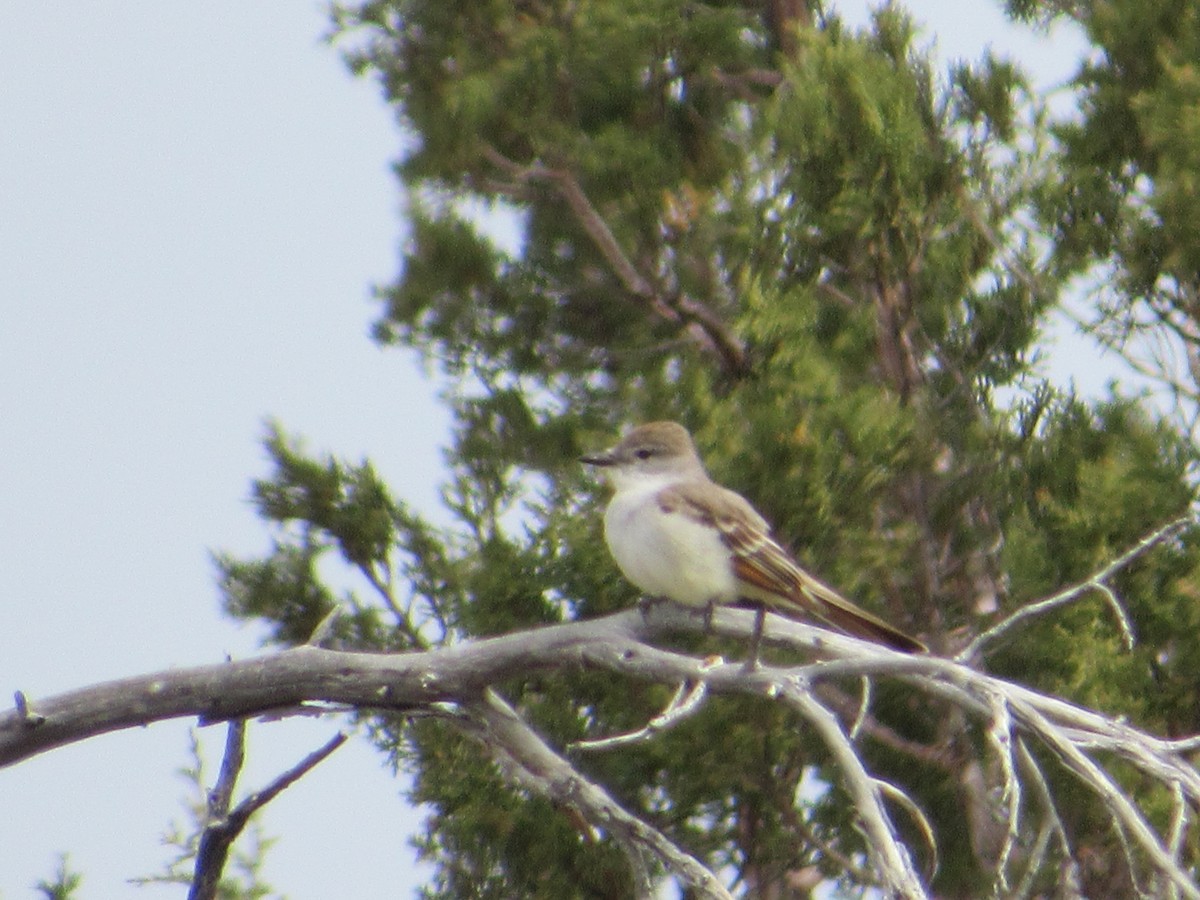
{"left": 660, "top": 481, "right": 926, "bottom": 653}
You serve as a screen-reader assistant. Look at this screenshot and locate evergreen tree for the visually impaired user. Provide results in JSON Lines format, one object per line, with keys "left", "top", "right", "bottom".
{"left": 1034, "top": 0, "right": 1200, "bottom": 420}
{"left": 214, "top": 1, "right": 1200, "bottom": 895}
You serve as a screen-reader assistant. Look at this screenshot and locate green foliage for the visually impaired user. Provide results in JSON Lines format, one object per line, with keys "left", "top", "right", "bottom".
{"left": 992, "top": 397, "right": 1195, "bottom": 699}
{"left": 34, "top": 856, "right": 83, "bottom": 900}
{"left": 409, "top": 724, "right": 635, "bottom": 899}
{"left": 1040, "top": 0, "right": 1200, "bottom": 313}
{"left": 211, "top": 0, "right": 1200, "bottom": 895}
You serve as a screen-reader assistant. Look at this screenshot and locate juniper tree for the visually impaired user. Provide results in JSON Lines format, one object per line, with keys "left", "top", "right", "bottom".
{"left": 212, "top": 1, "right": 1200, "bottom": 895}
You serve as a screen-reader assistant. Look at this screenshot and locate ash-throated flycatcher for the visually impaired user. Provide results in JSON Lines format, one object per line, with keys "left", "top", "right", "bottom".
{"left": 581, "top": 421, "right": 925, "bottom": 654}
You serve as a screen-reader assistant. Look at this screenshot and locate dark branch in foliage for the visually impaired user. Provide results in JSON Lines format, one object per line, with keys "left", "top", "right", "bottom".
{"left": 480, "top": 144, "right": 750, "bottom": 378}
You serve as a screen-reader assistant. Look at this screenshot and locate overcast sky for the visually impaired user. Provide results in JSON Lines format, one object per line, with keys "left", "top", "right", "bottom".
{"left": 1, "top": 3, "right": 1097, "bottom": 897}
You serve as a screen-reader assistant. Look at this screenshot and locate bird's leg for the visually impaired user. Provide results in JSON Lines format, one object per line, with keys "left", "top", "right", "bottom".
{"left": 638, "top": 594, "right": 667, "bottom": 620}
{"left": 702, "top": 600, "right": 716, "bottom": 633}
{"left": 744, "top": 605, "right": 766, "bottom": 672}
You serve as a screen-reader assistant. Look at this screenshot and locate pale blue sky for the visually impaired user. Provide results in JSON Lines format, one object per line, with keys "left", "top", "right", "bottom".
{"left": 1, "top": 4, "right": 444, "bottom": 896}
{"left": 0, "top": 3, "right": 1102, "bottom": 898}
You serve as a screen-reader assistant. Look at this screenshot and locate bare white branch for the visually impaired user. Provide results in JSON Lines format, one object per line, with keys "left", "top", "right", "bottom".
{"left": 1009, "top": 696, "right": 1200, "bottom": 899}
{"left": 4, "top": 603, "right": 1200, "bottom": 895}
{"left": 874, "top": 777, "right": 939, "bottom": 883}
{"left": 1016, "top": 738, "right": 1084, "bottom": 897}
{"left": 849, "top": 675, "right": 871, "bottom": 743}
{"left": 780, "top": 679, "right": 928, "bottom": 897}
{"left": 986, "top": 690, "right": 1021, "bottom": 893}
{"left": 467, "top": 689, "right": 732, "bottom": 900}
{"left": 959, "top": 516, "right": 1190, "bottom": 664}
{"left": 571, "top": 673, "right": 712, "bottom": 752}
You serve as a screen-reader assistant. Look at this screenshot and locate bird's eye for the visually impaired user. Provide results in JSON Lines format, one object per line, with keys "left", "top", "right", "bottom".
{"left": 634, "top": 448, "right": 654, "bottom": 460}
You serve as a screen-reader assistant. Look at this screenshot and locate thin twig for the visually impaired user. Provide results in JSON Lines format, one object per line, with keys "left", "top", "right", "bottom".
{"left": 1016, "top": 739, "right": 1083, "bottom": 897}
{"left": 849, "top": 676, "right": 871, "bottom": 743}
{"left": 875, "top": 777, "right": 939, "bottom": 883}
{"left": 1091, "top": 581, "right": 1137, "bottom": 649}
{"left": 190, "top": 730, "right": 347, "bottom": 900}
{"left": 785, "top": 801, "right": 878, "bottom": 887}
{"left": 1108, "top": 814, "right": 1147, "bottom": 900}
{"left": 780, "top": 679, "right": 928, "bottom": 897}
{"left": 571, "top": 677, "right": 710, "bottom": 751}
{"left": 958, "top": 516, "right": 1192, "bottom": 663}
{"left": 1164, "top": 781, "right": 1191, "bottom": 900}
{"left": 816, "top": 684, "right": 951, "bottom": 769}
{"left": 305, "top": 603, "right": 343, "bottom": 647}
{"left": 190, "top": 720, "right": 247, "bottom": 900}
{"left": 13, "top": 691, "right": 44, "bottom": 727}
{"left": 359, "top": 560, "right": 431, "bottom": 650}
{"left": 1012, "top": 819, "right": 1053, "bottom": 900}
{"left": 1168, "top": 781, "right": 1191, "bottom": 862}
{"left": 208, "top": 720, "right": 245, "bottom": 822}
{"left": 469, "top": 689, "right": 733, "bottom": 900}
{"left": 1010, "top": 697, "right": 1200, "bottom": 899}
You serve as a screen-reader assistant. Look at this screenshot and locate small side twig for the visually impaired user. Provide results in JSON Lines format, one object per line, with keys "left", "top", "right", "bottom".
{"left": 207, "top": 719, "right": 246, "bottom": 825}
{"left": 848, "top": 676, "right": 871, "bottom": 743}
{"left": 780, "top": 679, "right": 928, "bottom": 897}
{"left": 958, "top": 516, "right": 1192, "bottom": 663}
{"left": 785, "top": 802, "right": 878, "bottom": 887}
{"left": 1163, "top": 781, "right": 1191, "bottom": 900}
{"left": 469, "top": 689, "right": 734, "bottom": 900}
{"left": 190, "top": 719, "right": 247, "bottom": 900}
{"left": 1168, "top": 781, "right": 1191, "bottom": 862}
{"left": 815, "top": 683, "right": 951, "bottom": 769}
{"left": 13, "top": 691, "right": 44, "bottom": 727}
{"left": 571, "top": 677, "right": 710, "bottom": 752}
{"left": 1016, "top": 739, "right": 1082, "bottom": 896}
{"left": 305, "top": 603, "right": 344, "bottom": 647}
{"left": 1108, "top": 814, "right": 1145, "bottom": 899}
{"left": 1012, "top": 820, "right": 1056, "bottom": 900}
{"left": 190, "top": 728, "right": 347, "bottom": 900}
{"left": 875, "top": 777, "right": 939, "bottom": 883}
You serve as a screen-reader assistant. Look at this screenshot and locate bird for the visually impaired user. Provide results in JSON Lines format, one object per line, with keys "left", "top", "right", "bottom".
{"left": 580, "top": 421, "right": 926, "bottom": 658}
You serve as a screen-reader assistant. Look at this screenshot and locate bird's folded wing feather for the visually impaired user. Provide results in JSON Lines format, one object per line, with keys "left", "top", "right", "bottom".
{"left": 658, "top": 480, "right": 926, "bottom": 652}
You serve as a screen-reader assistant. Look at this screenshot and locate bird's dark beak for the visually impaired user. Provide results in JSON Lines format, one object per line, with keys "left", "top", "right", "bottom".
{"left": 579, "top": 449, "right": 616, "bottom": 467}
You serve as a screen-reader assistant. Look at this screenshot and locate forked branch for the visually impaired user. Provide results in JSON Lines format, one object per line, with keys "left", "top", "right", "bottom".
{"left": 479, "top": 143, "right": 750, "bottom": 377}
{"left": 958, "top": 515, "right": 1192, "bottom": 664}
{"left": 190, "top": 725, "right": 346, "bottom": 900}
{"left": 5, "top": 587, "right": 1200, "bottom": 896}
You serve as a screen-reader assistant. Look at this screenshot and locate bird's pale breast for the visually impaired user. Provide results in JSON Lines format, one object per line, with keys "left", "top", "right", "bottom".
{"left": 603, "top": 481, "right": 737, "bottom": 606}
